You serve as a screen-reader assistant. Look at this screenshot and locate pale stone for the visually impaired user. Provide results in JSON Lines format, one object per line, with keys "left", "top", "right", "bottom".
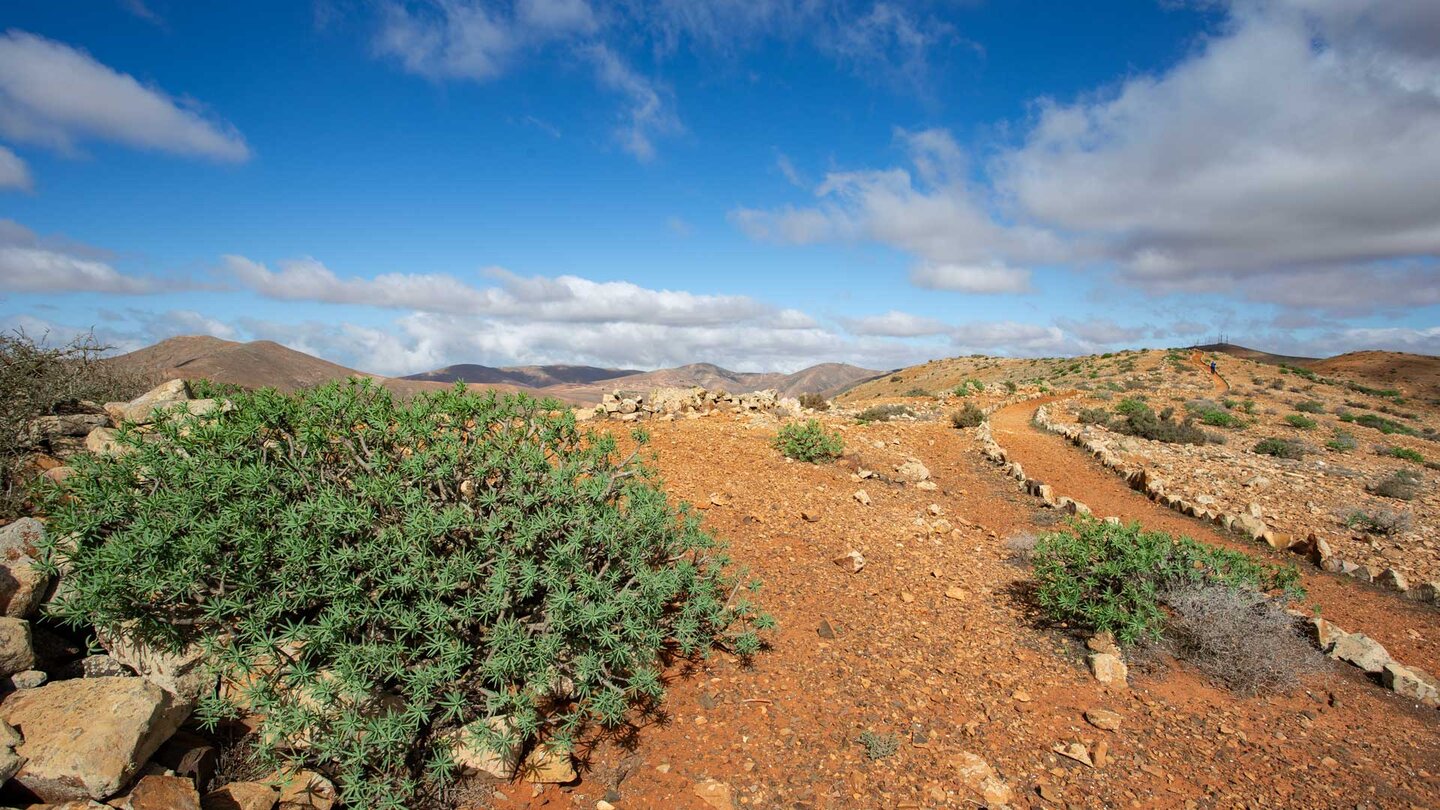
{"left": 0, "top": 677, "right": 188, "bottom": 801}
{"left": 1381, "top": 663, "right": 1440, "bottom": 708}
{"left": 203, "top": 781, "right": 279, "bottom": 810}
{"left": 833, "top": 549, "right": 865, "bottom": 574}
{"left": 522, "top": 743, "right": 576, "bottom": 784}
{"left": 451, "top": 716, "right": 521, "bottom": 779}
{"left": 0, "top": 617, "right": 35, "bottom": 676}
{"left": 97, "top": 625, "right": 212, "bottom": 709}
{"left": 1329, "top": 632, "right": 1392, "bottom": 674}
{"left": 955, "top": 751, "right": 1012, "bottom": 806}
{"left": 693, "top": 779, "right": 735, "bottom": 810}
{"left": 1087, "top": 653, "right": 1128, "bottom": 686}
{"left": 1084, "top": 709, "right": 1122, "bottom": 731}
{"left": 119, "top": 380, "right": 190, "bottom": 425}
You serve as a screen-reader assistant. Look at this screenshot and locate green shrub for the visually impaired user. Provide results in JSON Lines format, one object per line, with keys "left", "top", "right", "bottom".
{"left": 1004, "top": 381, "right": 1018, "bottom": 394}
{"left": 950, "top": 404, "right": 984, "bottom": 429}
{"left": 859, "top": 730, "right": 899, "bottom": 760}
{"left": 1110, "top": 402, "right": 1208, "bottom": 445}
{"left": 41, "top": 380, "right": 772, "bottom": 805}
{"left": 1295, "top": 400, "right": 1325, "bottom": 414}
{"left": 1032, "top": 518, "right": 1302, "bottom": 644}
{"left": 1344, "top": 508, "right": 1411, "bottom": 536}
{"left": 1369, "top": 469, "right": 1422, "bottom": 501}
{"left": 1325, "top": 429, "right": 1357, "bottom": 453}
{"left": 903, "top": 387, "right": 932, "bottom": 398}
{"left": 0, "top": 331, "right": 146, "bottom": 518}
{"left": 1239, "top": 399, "right": 1257, "bottom": 414}
{"left": 1387, "top": 446, "right": 1424, "bottom": 463}
{"left": 1114, "top": 397, "right": 1149, "bottom": 417}
{"left": 1353, "top": 413, "right": 1418, "bottom": 436}
{"left": 1284, "top": 413, "right": 1318, "bottom": 430}
{"left": 1253, "top": 437, "right": 1307, "bottom": 459}
{"left": 856, "top": 404, "right": 913, "bottom": 423}
{"left": 774, "top": 419, "right": 844, "bottom": 462}
{"left": 1077, "top": 407, "right": 1111, "bottom": 426}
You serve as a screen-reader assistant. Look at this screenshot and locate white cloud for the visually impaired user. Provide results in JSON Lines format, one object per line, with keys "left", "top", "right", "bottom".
{"left": 227, "top": 255, "right": 789, "bottom": 326}
{"left": 586, "top": 44, "right": 680, "bottom": 161}
{"left": 996, "top": 0, "right": 1440, "bottom": 312}
{"left": 0, "top": 30, "right": 248, "bottom": 162}
{"left": 732, "top": 129, "right": 1059, "bottom": 293}
{"left": 1055, "top": 317, "right": 1149, "bottom": 345}
{"left": 843, "top": 310, "right": 952, "bottom": 337}
{"left": 0, "top": 219, "right": 153, "bottom": 294}
{"left": 0, "top": 146, "right": 30, "bottom": 190}
{"left": 909, "top": 262, "right": 1031, "bottom": 294}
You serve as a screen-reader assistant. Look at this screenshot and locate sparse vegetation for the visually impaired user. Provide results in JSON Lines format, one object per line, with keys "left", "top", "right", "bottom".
{"left": 1386, "top": 446, "right": 1424, "bottom": 464}
{"left": 1158, "top": 583, "right": 1320, "bottom": 696}
{"left": 1110, "top": 400, "right": 1208, "bottom": 445}
{"left": 1284, "top": 413, "right": 1318, "bottom": 430}
{"left": 798, "top": 392, "right": 830, "bottom": 411}
{"left": 775, "top": 418, "right": 844, "bottom": 462}
{"left": 1295, "top": 400, "right": 1325, "bottom": 414}
{"left": 1352, "top": 412, "right": 1419, "bottom": 436}
{"left": 1325, "top": 429, "right": 1357, "bottom": 453}
{"left": 950, "top": 403, "right": 984, "bottom": 429}
{"left": 1368, "top": 469, "right": 1422, "bottom": 501}
{"left": 1345, "top": 507, "right": 1412, "bottom": 536}
{"left": 1253, "top": 437, "right": 1307, "bottom": 459}
{"left": 0, "top": 331, "right": 145, "bottom": 517}
{"left": 856, "top": 403, "right": 914, "bottom": 423}
{"left": 1032, "top": 518, "right": 1302, "bottom": 645}
{"left": 41, "top": 380, "right": 773, "bottom": 806}
{"left": 859, "top": 730, "right": 899, "bottom": 760}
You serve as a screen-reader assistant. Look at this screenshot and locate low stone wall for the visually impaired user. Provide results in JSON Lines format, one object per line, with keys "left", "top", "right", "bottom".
{"left": 584, "top": 386, "right": 805, "bottom": 422}
{"left": 1029, "top": 403, "right": 1440, "bottom": 605}
{"left": 973, "top": 395, "right": 1439, "bottom": 711}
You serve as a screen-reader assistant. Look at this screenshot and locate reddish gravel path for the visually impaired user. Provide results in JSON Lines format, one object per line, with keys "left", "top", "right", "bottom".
{"left": 991, "top": 397, "right": 1440, "bottom": 676}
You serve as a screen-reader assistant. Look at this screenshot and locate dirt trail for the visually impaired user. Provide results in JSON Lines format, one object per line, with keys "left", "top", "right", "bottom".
{"left": 502, "top": 414, "right": 1440, "bottom": 810}
{"left": 1190, "top": 350, "right": 1230, "bottom": 395}
{"left": 991, "top": 397, "right": 1440, "bottom": 676}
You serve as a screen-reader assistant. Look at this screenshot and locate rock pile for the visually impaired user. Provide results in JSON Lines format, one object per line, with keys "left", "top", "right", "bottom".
{"left": 585, "top": 387, "right": 806, "bottom": 422}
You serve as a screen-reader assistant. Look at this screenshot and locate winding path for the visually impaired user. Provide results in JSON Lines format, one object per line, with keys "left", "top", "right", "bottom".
{"left": 990, "top": 396, "right": 1440, "bottom": 677}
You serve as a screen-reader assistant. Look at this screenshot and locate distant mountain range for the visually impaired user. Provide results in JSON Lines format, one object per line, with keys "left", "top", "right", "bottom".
{"left": 1201, "top": 343, "right": 1440, "bottom": 401}
{"left": 109, "top": 337, "right": 886, "bottom": 403}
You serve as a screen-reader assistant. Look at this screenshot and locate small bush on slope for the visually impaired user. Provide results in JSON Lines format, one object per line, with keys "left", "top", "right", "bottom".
{"left": 773, "top": 419, "right": 844, "bottom": 462}
{"left": 39, "top": 380, "right": 773, "bottom": 806}
{"left": 1032, "top": 518, "right": 1302, "bottom": 645}
{"left": 0, "top": 330, "right": 145, "bottom": 516}
{"left": 1159, "top": 583, "right": 1320, "bottom": 696}
{"left": 950, "top": 404, "right": 984, "bottom": 429}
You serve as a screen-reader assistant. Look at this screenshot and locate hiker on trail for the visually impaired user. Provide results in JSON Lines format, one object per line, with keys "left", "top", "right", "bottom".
{"left": 1210, "top": 360, "right": 1217, "bottom": 375}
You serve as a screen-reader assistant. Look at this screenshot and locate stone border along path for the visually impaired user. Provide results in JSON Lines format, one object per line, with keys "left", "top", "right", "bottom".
{"left": 973, "top": 393, "right": 1440, "bottom": 711}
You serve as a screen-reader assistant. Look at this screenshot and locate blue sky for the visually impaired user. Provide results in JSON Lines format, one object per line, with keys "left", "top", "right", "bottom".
{"left": 2, "top": 0, "right": 1438, "bottom": 374}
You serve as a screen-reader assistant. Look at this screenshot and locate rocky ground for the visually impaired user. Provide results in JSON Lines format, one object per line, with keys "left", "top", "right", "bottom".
{"left": 492, "top": 405, "right": 1440, "bottom": 810}
{"left": 1043, "top": 352, "right": 1440, "bottom": 587}
{"left": 2, "top": 351, "right": 1439, "bottom": 809}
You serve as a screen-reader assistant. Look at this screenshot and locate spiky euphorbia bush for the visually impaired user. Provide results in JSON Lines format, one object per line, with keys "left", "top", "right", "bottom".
{"left": 39, "top": 380, "right": 772, "bottom": 807}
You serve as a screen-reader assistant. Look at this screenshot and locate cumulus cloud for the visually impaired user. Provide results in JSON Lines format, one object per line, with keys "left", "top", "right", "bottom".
{"left": 0, "top": 146, "right": 30, "bottom": 190}
{"left": 732, "top": 128, "right": 1058, "bottom": 293}
{"left": 226, "top": 256, "right": 786, "bottom": 326}
{"left": 0, "top": 219, "right": 154, "bottom": 294}
{"left": 842, "top": 310, "right": 953, "bottom": 337}
{"left": 0, "top": 30, "right": 249, "bottom": 162}
{"left": 735, "top": 0, "right": 1440, "bottom": 317}
{"left": 998, "top": 0, "right": 1440, "bottom": 311}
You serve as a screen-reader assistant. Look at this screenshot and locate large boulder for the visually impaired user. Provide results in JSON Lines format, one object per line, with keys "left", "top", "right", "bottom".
{"left": 1329, "top": 632, "right": 1391, "bottom": 674}
{"left": 0, "top": 676, "right": 189, "bottom": 801}
{"left": 117, "top": 379, "right": 189, "bottom": 425}
{"left": 22, "top": 414, "right": 110, "bottom": 456}
{"left": 0, "top": 719, "right": 22, "bottom": 782}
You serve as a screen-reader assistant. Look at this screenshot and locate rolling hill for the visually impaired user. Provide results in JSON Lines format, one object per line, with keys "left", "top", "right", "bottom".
{"left": 108, "top": 337, "right": 885, "bottom": 405}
